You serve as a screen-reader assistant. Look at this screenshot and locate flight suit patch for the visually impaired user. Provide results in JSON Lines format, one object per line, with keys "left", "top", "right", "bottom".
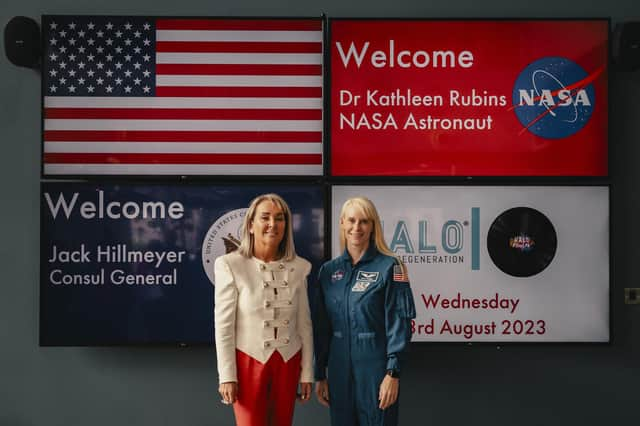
{"left": 331, "top": 269, "right": 345, "bottom": 282}
{"left": 356, "top": 271, "right": 379, "bottom": 282}
{"left": 351, "top": 281, "right": 371, "bottom": 292}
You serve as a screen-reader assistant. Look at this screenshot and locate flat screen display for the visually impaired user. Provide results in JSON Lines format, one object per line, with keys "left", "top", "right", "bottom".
{"left": 41, "top": 182, "right": 325, "bottom": 345}
{"left": 41, "top": 16, "right": 323, "bottom": 177}
{"left": 332, "top": 186, "right": 609, "bottom": 342}
{"left": 330, "top": 20, "right": 608, "bottom": 177}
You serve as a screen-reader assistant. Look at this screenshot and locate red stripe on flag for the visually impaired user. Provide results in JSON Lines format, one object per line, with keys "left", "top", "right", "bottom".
{"left": 44, "top": 130, "right": 322, "bottom": 142}
{"left": 156, "top": 19, "right": 322, "bottom": 31}
{"left": 156, "top": 41, "right": 322, "bottom": 53}
{"left": 44, "top": 153, "right": 322, "bottom": 165}
{"left": 156, "top": 87, "right": 322, "bottom": 98}
{"left": 156, "top": 64, "right": 322, "bottom": 76}
{"left": 45, "top": 108, "right": 322, "bottom": 120}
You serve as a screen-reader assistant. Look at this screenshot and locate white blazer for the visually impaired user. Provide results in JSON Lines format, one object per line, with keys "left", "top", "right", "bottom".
{"left": 214, "top": 251, "right": 314, "bottom": 384}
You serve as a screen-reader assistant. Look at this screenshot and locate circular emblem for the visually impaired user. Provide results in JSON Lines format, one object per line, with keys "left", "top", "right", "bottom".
{"left": 512, "top": 56, "right": 595, "bottom": 139}
{"left": 487, "top": 207, "right": 557, "bottom": 278}
{"left": 201, "top": 208, "right": 247, "bottom": 285}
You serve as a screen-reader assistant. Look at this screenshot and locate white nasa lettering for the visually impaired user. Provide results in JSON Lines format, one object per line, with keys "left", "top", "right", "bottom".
{"left": 339, "top": 112, "right": 398, "bottom": 130}
{"left": 518, "top": 89, "right": 591, "bottom": 107}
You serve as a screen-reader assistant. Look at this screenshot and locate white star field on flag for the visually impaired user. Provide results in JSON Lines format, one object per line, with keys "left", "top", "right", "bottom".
{"left": 44, "top": 17, "right": 155, "bottom": 96}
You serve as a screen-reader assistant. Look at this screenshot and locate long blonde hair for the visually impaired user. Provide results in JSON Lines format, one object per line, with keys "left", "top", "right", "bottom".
{"left": 237, "top": 193, "right": 296, "bottom": 261}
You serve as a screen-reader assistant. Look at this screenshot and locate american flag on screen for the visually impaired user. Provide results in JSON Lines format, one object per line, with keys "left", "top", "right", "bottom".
{"left": 42, "top": 16, "right": 323, "bottom": 176}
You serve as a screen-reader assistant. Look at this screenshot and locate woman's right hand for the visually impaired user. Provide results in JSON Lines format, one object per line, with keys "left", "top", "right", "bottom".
{"left": 315, "top": 379, "right": 330, "bottom": 407}
{"left": 219, "top": 381, "right": 238, "bottom": 405}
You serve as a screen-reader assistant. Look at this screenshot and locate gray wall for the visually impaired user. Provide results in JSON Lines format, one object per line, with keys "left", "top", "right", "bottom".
{"left": 2, "top": 1, "right": 640, "bottom": 425}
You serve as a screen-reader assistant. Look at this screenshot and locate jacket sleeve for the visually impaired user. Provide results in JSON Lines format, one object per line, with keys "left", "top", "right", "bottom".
{"left": 297, "top": 261, "right": 314, "bottom": 383}
{"left": 312, "top": 265, "right": 332, "bottom": 380}
{"left": 384, "top": 261, "right": 416, "bottom": 373}
{"left": 214, "top": 256, "right": 238, "bottom": 384}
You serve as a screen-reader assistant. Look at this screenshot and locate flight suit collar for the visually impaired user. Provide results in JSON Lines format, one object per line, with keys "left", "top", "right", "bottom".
{"left": 339, "top": 244, "right": 378, "bottom": 267}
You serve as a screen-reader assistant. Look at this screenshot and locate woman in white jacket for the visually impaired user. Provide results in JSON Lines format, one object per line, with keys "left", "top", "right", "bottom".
{"left": 214, "top": 193, "right": 313, "bottom": 426}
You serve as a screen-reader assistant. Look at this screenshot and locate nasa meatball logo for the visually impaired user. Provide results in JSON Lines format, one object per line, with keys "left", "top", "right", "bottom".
{"left": 512, "top": 56, "right": 596, "bottom": 139}
{"left": 201, "top": 208, "right": 247, "bottom": 285}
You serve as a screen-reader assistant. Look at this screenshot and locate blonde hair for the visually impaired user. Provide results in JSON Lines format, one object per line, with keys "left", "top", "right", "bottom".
{"left": 339, "top": 196, "right": 397, "bottom": 257}
{"left": 339, "top": 197, "right": 407, "bottom": 275}
{"left": 237, "top": 193, "right": 296, "bottom": 261}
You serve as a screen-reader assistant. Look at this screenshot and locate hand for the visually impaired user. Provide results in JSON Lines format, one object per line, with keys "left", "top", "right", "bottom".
{"left": 315, "top": 380, "right": 330, "bottom": 407}
{"left": 297, "top": 382, "right": 312, "bottom": 404}
{"left": 378, "top": 375, "right": 399, "bottom": 410}
{"left": 218, "top": 381, "right": 238, "bottom": 405}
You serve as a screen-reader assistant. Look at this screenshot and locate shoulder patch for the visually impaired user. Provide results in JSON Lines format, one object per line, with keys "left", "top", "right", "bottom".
{"left": 393, "top": 265, "right": 409, "bottom": 283}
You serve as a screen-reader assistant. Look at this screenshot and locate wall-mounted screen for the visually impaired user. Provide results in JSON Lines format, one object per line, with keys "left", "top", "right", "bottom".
{"left": 41, "top": 182, "right": 324, "bottom": 345}
{"left": 330, "top": 20, "right": 608, "bottom": 177}
{"left": 42, "top": 16, "right": 323, "bottom": 177}
{"left": 332, "top": 186, "right": 609, "bottom": 342}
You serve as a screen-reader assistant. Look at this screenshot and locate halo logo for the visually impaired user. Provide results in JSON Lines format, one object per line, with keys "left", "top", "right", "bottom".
{"left": 383, "top": 207, "right": 481, "bottom": 270}
{"left": 512, "top": 57, "right": 596, "bottom": 139}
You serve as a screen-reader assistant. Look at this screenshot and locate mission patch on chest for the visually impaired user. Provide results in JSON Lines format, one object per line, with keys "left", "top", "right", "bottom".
{"left": 356, "top": 271, "right": 379, "bottom": 282}
{"left": 351, "top": 281, "right": 371, "bottom": 292}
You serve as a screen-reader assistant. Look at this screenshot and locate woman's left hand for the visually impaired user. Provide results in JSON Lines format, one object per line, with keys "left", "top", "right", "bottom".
{"left": 378, "top": 375, "right": 399, "bottom": 410}
{"left": 297, "top": 382, "right": 312, "bottom": 404}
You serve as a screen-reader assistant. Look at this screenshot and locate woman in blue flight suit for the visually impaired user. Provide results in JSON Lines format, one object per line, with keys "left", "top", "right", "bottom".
{"left": 313, "top": 196, "right": 416, "bottom": 426}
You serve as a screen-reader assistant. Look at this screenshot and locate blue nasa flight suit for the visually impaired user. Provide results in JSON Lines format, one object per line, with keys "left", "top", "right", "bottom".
{"left": 313, "top": 245, "right": 416, "bottom": 426}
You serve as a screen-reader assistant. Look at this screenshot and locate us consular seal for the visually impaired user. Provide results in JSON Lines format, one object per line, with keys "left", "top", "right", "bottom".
{"left": 201, "top": 208, "right": 247, "bottom": 285}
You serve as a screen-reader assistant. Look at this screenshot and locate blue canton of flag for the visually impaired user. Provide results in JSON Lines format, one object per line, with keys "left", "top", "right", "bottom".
{"left": 43, "top": 16, "right": 156, "bottom": 96}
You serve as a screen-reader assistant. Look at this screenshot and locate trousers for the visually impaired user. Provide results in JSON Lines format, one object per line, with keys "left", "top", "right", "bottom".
{"left": 233, "top": 349, "right": 302, "bottom": 426}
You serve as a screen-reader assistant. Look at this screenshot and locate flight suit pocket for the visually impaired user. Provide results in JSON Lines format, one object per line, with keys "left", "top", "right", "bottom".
{"left": 356, "top": 331, "right": 380, "bottom": 356}
{"left": 357, "top": 332, "right": 375, "bottom": 340}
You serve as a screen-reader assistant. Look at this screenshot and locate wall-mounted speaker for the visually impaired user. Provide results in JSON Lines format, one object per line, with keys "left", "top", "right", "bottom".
{"left": 613, "top": 22, "right": 640, "bottom": 71}
{"left": 4, "top": 16, "right": 41, "bottom": 69}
